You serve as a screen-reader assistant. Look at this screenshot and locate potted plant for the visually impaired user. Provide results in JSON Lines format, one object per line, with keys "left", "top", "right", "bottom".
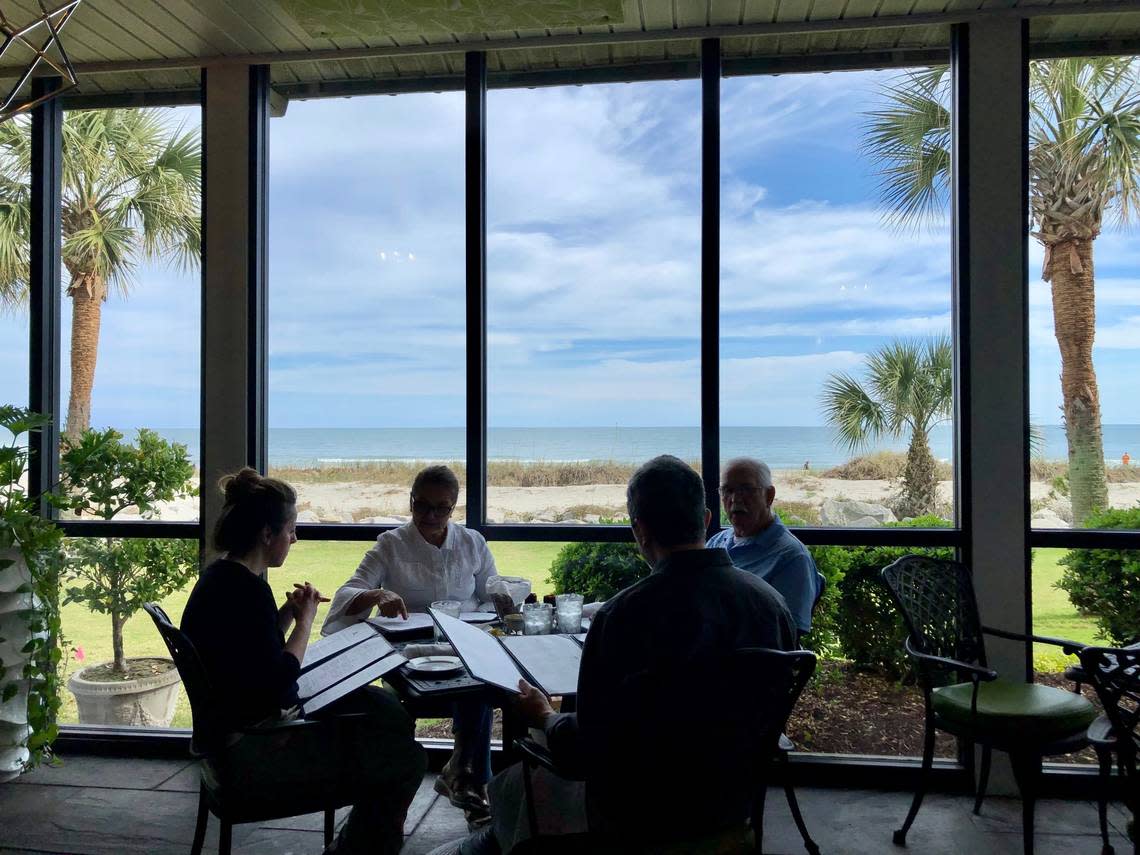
{"left": 61, "top": 428, "right": 198, "bottom": 727}
{"left": 0, "top": 407, "right": 67, "bottom": 779}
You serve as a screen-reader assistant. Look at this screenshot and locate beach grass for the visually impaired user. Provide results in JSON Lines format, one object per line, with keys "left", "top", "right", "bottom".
{"left": 55, "top": 541, "right": 1094, "bottom": 730}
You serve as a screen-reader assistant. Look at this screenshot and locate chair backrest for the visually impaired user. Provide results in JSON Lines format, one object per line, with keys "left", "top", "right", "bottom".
{"left": 1077, "top": 646, "right": 1140, "bottom": 755}
{"left": 881, "top": 555, "right": 987, "bottom": 684}
{"left": 143, "top": 602, "right": 222, "bottom": 754}
{"left": 598, "top": 647, "right": 817, "bottom": 841}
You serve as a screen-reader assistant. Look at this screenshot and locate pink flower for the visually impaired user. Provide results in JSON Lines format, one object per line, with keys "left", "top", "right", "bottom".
{"left": 73, "top": 646, "right": 85, "bottom": 662}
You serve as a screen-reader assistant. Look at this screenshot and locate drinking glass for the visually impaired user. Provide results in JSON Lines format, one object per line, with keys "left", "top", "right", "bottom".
{"left": 555, "top": 593, "right": 584, "bottom": 634}
{"left": 431, "top": 599, "right": 462, "bottom": 641}
{"left": 522, "top": 602, "right": 554, "bottom": 635}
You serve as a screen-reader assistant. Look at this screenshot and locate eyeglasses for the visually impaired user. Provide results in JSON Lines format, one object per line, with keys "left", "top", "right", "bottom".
{"left": 411, "top": 499, "right": 455, "bottom": 516}
{"left": 719, "top": 485, "right": 762, "bottom": 498}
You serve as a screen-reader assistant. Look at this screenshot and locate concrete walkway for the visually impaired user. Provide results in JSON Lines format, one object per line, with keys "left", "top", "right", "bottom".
{"left": 0, "top": 755, "right": 1130, "bottom": 854}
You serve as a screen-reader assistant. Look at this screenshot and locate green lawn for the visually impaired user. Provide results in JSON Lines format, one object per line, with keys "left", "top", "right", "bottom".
{"left": 58, "top": 539, "right": 567, "bottom": 728}
{"left": 57, "top": 541, "right": 1097, "bottom": 728}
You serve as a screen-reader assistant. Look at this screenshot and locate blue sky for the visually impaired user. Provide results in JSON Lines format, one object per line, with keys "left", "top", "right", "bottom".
{"left": 1, "top": 67, "right": 1138, "bottom": 431}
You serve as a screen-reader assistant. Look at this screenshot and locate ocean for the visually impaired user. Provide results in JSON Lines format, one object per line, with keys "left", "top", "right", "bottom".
{"left": 145, "top": 424, "right": 1140, "bottom": 470}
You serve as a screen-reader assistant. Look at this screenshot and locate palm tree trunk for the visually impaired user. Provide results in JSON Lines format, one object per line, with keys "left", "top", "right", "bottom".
{"left": 899, "top": 430, "right": 937, "bottom": 518}
{"left": 1048, "top": 238, "right": 1109, "bottom": 525}
{"left": 65, "top": 270, "right": 107, "bottom": 440}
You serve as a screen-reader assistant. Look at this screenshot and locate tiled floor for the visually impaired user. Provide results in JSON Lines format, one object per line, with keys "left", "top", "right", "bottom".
{"left": 0, "top": 754, "right": 1131, "bottom": 854}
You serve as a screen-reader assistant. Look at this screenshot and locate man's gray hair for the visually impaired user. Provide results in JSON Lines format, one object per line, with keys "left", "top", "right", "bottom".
{"left": 626, "top": 455, "right": 707, "bottom": 547}
{"left": 722, "top": 457, "right": 773, "bottom": 490}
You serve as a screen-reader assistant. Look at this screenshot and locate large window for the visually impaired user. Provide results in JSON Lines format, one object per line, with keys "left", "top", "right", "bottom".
{"left": 1027, "top": 57, "right": 1140, "bottom": 735}
{"left": 58, "top": 106, "right": 202, "bottom": 523}
{"left": 720, "top": 68, "right": 955, "bottom": 530}
{"left": 52, "top": 102, "right": 203, "bottom": 730}
{"left": 268, "top": 92, "right": 466, "bottom": 524}
{"left": 1027, "top": 56, "right": 1140, "bottom": 533}
{"left": 486, "top": 80, "right": 701, "bottom": 524}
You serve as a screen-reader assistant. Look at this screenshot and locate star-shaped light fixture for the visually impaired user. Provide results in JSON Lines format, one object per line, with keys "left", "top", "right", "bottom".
{"left": 0, "top": 0, "right": 82, "bottom": 123}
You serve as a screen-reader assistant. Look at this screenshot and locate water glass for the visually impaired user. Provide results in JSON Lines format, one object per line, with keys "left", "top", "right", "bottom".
{"left": 431, "top": 599, "right": 462, "bottom": 641}
{"left": 522, "top": 602, "right": 554, "bottom": 635}
{"left": 555, "top": 593, "right": 584, "bottom": 634}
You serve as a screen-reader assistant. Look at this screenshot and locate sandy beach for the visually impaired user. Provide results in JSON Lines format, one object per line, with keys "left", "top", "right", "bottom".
{"left": 130, "top": 469, "right": 1140, "bottom": 527}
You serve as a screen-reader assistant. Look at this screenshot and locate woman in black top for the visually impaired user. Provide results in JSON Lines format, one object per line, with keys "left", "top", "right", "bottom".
{"left": 182, "top": 468, "right": 426, "bottom": 855}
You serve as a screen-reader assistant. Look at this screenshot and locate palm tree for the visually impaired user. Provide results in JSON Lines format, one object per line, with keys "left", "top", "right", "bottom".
{"left": 821, "top": 337, "right": 953, "bottom": 518}
{"left": 863, "top": 58, "right": 1140, "bottom": 524}
{"left": 0, "top": 109, "right": 200, "bottom": 438}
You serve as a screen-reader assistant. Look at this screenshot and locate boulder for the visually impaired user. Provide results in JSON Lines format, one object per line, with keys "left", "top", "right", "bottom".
{"left": 1032, "top": 509, "right": 1069, "bottom": 529}
{"left": 819, "top": 499, "right": 897, "bottom": 527}
{"left": 295, "top": 510, "right": 320, "bottom": 523}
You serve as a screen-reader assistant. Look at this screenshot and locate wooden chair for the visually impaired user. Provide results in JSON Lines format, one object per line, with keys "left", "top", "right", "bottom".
{"left": 144, "top": 602, "right": 358, "bottom": 855}
{"left": 1076, "top": 645, "right": 1140, "bottom": 855}
{"left": 513, "top": 647, "right": 818, "bottom": 854}
{"left": 880, "top": 556, "right": 1096, "bottom": 855}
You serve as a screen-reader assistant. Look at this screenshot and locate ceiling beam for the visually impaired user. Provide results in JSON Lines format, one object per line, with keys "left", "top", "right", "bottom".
{"left": 0, "top": 1, "right": 1137, "bottom": 79}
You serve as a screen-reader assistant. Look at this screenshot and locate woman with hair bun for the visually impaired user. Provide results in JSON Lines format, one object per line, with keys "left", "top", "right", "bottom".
{"left": 181, "top": 468, "right": 426, "bottom": 855}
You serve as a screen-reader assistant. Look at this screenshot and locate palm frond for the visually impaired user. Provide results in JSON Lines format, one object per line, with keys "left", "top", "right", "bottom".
{"left": 820, "top": 372, "right": 888, "bottom": 452}
{"left": 861, "top": 66, "right": 951, "bottom": 231}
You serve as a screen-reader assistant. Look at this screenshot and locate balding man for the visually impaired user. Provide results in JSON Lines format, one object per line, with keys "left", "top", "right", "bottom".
{"left": 706, "top": 457, "right": 823, "bottom": 637}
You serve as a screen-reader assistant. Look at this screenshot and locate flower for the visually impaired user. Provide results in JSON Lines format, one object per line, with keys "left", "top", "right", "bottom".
{"left": 72, "top": 645, "right": 85, "bottom": 662}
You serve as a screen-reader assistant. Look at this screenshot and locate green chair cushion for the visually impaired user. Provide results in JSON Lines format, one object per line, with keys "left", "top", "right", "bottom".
{"left": 932, "top": 678, "right": 1096, "bottom": 743}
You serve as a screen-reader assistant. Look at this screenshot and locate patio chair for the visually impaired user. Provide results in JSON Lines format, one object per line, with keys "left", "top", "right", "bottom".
{"left": 512, "top": 647, "right": 818, "bottom": 854}
{"left": 144, "top": 602, "right": 358, "bottom": 855}
{"left": 880, "top": 556, "right": 1096, "bottom": 855}
{"left": 1076, "top": 645, "right": 1140, "bottom": 855}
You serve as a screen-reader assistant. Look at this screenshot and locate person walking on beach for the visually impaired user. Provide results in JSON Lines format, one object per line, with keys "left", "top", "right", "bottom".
{"left": 707, "top": 457, "right": 823, "bottom": 637}
{"left": 322, "top": 464, "right": 507, "bottom": 827}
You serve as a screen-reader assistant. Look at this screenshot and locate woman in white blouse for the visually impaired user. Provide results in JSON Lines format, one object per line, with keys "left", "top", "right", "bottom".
{"left": 323, "top": 465, "right": 501, "bottom": 825}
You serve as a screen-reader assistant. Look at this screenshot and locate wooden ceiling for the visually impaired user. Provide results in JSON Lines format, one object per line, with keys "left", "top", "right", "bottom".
{"left": 2, "top": 0, "right": 1138, "bottom": 106}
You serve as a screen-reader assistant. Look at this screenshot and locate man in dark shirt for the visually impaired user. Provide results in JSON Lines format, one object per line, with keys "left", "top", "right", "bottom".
{"left": 456, "top": 455, "right": 798, "bottom": 853}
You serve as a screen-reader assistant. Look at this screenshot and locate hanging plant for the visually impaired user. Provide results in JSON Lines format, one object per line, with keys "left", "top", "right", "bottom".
{"left": 0, "top": 407, "right": 67, "bottom": 776}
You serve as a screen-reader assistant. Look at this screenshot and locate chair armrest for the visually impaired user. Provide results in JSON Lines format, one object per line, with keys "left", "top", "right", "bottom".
{"left": 982, "top": 625, "right": 1083, "bottom": 655}
{"left": 905, "top": 637, "right": 998, "bottom": 682}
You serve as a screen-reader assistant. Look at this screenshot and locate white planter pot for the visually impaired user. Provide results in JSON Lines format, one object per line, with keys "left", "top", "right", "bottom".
{"left": 0, "top": 547, "right": 30, "bottom": 782}
{"left": 67, "top": 660, "right": 182, "bottom": 728}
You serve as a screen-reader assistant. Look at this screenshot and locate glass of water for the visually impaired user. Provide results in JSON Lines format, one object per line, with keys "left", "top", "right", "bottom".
{"left": 522, "top": 602, "right": 554, "bottom": 635}
{"left": 555, "top": 593, "right": 584, "bottom": 634}
{"left": 431, "top": 599, "right": 462, "bottom": 641}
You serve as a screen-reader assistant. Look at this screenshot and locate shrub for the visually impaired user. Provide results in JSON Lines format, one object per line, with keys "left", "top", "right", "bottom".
{"left": 822, "top": 515, "right": 954, "bottom": 679}
{"left": 800, "top": 544, "right": 850, "bottom": 660}
{"left": 547, "top": 541, "right": 648, "bottom": 602}
{"left": 1057, "top": 507, "right": 1140, "bottom": 645}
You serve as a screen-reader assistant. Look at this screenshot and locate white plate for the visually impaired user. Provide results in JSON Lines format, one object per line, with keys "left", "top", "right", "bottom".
{"left": 460, "top": 612, "right": 497, "bottom": 623}
{"left": 405, "top": 655, "right": 464, "bottom": 676}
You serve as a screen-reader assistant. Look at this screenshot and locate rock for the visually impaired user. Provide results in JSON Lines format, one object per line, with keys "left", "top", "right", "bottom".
{"left": 355, "top": 516, "right": 406, "bottom": 525}
{"left": 295, "top": 510, "right": 320, "bottom": 523}
{"left": 1047, "top": 497, "right": 1074, "bottom": 524}
{"left": 820, "top": 498, "right": 897, "bottom": 527}
{"left": 1032, "top": 509, "right": 1069, "bottom": 529}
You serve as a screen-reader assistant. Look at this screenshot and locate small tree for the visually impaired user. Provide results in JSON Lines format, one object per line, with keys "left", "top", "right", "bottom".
{"left": 1057, "top": 507, "right": 1140, "bottom": 645}
{"left": 820, "top": 337, "right": 952, "bottom": 518}
{"left": 60, "top": 428, "right": 197, "bottom": 675}
{"left": 548, "top": 542, "right": 647, "bottom": 602}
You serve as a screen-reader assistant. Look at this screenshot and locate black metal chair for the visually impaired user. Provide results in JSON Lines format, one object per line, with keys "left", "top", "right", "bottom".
{"left": 1076, "top": 645, "right": 1140, "bottom": 855}
{"left": 513, "top": 647, "right": 818, "bottom": 854}
{"left": 880, "top": 556, "right": 1096, "bottom": 855}
{"left": 144, "top": 602, "right": 358, "bottom": 855}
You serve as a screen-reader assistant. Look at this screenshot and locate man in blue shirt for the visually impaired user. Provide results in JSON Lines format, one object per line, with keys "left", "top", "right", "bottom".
{"left": 706, "top": 457, "right": 823, "bottom": 636}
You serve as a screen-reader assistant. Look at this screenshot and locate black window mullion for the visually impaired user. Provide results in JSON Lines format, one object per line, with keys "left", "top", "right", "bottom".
{"left": 465, "top": 51, "right": 487, "bottom": 532}
{"left": 29, "top": 77, "right": 63, "bottom": 514}
{"left": 248, "top": 65, "right": 269, "bottom": 473}
{"left": 701, "top": 38, "right": 721, "bottom": 536}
